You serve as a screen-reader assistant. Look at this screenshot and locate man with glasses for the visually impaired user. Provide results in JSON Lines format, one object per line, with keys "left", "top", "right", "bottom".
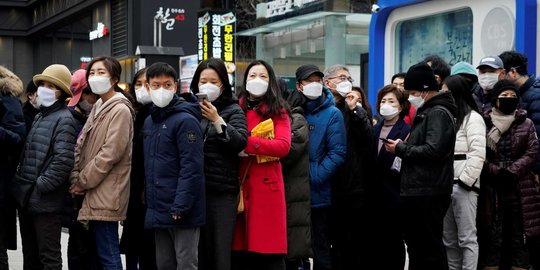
{"left": 323, "top": 64, "right": 375, "bottom": 269}
{"left": 499, "top": 50, "right": 540, "bottom": 270}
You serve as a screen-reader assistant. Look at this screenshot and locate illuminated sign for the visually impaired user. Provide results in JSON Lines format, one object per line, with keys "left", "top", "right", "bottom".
{"left": 155, "top": 7, "right": 186, "bottom": 31}
{"left": 261, "top": 0, "right": 320, "bottom": 18}
{"left": 198, "top": 11, "right": 236, "bottom": 87}
{"left": 89, "top": 22, "right": 108, "bottom": 40}
{"left": 80, "top": 56, "right": 92, "bottom": 62}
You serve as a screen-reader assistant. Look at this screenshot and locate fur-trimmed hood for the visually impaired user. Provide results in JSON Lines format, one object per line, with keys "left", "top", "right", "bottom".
{"left": 0, "top": 65, "right": 23, "bottom": 97}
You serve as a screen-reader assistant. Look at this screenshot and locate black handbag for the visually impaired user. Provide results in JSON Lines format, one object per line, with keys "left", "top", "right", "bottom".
{"left": 10, "top": 174, "right": 36, "bottom": 209}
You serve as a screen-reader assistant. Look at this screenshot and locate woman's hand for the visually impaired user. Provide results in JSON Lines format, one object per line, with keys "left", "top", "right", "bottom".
{"left": 345, "top": 92, "right": 361, "bottom": 111}
{"left": 69, "top": 183, "right": 86, "bottom": 196}
{"left": 384, "top": 138, "right": 402, "bottom": 154}
{"left": 200, "top": 99, "right": 220, "bottom": 122}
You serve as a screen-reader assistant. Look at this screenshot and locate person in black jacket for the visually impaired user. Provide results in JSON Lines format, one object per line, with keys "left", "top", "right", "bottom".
{"left": 0, "top": 65, "right": 25, "bottom": 270}
{"left": 278, "top": 79, "right": 312, "bottom": 270}
{"left": 120, "top": 67, "right": 158, "bottom": 270}
{"left": 190, "top": 58, "right": 248, "bottom": 270}
{"left": 15, "top": 64, "right": 78, "bottom": 269}
{"left": 322, "top": 64, "right": 375, "bottom": 269}
{"left": 385, "top": 62, "right": 457, "bottom": 269}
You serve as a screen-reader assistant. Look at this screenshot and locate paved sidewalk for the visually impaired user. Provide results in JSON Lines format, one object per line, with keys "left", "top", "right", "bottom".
{"left": 7, "top": 218, "right": 125, "bottom": 270}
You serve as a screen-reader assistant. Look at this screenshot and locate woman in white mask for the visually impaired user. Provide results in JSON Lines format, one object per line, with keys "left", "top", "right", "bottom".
{"left": 189, "top": 58, "right": 248, "bottom": 270}
{"left": 441, "top": 75, "right": 486, "bottom": 270}
{"left": 372, "top": 84, "right": 411, "bottom": 270}
{"left": 118, "top": 67, "right": 157, "bottom": 269}
{"left": 69, "top": 56, "right": 134, "bottom": 270}
{"left": 15, "top": 64, "right": 78, "bottom": 270}
{"left": 232, "top": 60, "right": 291, "bottom": 269}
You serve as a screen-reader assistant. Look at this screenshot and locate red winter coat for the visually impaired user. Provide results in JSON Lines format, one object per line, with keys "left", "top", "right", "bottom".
{"left": 232, "top": 104, "right": 291, "bottom": 254}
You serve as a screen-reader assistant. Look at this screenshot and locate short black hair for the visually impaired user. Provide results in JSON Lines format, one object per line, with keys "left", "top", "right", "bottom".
{"left": 499, "top": 51, "right": 528, "bottom": 76}
{"left": 391, "top": 72, "right": 406, "bottom": 83}
{"left": 146, "top": 62, "right": 178, "bottom": 82}
{"left": 424, "top": 55, "right": 451, "bottom": 82}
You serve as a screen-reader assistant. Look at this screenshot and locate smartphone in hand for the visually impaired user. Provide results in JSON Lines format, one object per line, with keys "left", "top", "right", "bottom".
{"left": 196, "top": 93, "right": 208, "bottom": 101}
{"left": 379, "top": 137, "right": 391, "bottom": 143}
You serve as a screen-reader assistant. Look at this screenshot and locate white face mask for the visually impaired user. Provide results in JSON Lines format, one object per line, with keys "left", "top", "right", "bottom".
{"left": 356, "top": 102, "right": 363, "bottom": 108}
{"left": 336, "top": 81, "right": 352, "bottom": 97}
{"left": 135, "top": 86, "right": 152, "bottom": 105}
{"left": 380, "top": 103, "right": 400, "bottom": 120}
{"left": 88, "top": 76, "right": 112, "bottom": 95}
{"left": 246, "top": 77, "right": 268, "bottom": 98}
{"left": 79, "top": 99, "right": 94, "bottom": 113}
{"left": 408, "top": 93, "right": 424, "bottom": 108}
{"left": 198, "top": 83, "right": 221, "bottom": 102}
{"left": 302, "top": 82, "right": 323, "bottom": 100}
{"left": 478, "top": 72, "right": 499, "bottom": 90}
{"left": 150, "top": 87, "right": 175, "bottom": 108}
{"left": 36, "top": 86, "right": 58, "bottom": 108}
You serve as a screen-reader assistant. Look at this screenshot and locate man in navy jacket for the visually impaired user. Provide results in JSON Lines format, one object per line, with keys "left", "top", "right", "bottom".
{"left": 143, "top": 62, "right": 205, "bottom": 270}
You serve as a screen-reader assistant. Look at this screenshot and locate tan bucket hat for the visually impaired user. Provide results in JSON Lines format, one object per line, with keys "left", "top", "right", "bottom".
{"left": 33, "top": 64, "right": 73, "bottom": 96}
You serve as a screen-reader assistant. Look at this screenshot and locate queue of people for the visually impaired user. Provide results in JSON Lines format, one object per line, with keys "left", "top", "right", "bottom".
{"left": 0, "top": 49, "right": 540, "bottom": 270}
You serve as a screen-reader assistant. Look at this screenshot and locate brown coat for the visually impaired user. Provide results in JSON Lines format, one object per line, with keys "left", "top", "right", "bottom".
{"left": 71, "top": 93, "right": 134, "bottom": 222}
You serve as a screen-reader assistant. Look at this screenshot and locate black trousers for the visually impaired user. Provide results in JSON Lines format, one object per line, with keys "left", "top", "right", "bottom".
{"left": 402, "top": 195, "right": 451, "bottom": 270}
{"left": 311, "top": 207, "right": 331, "bottom": 270}
{"left": 231, "top": 251, "right": 285, "bottom": 270}
{"left": 331, "top": 205, "right": 374, "bottom": 270}
{"left": 19, "top": 211, "right": 62, "bottom": 270}
{"left": 199, "top": 192, "right": 238, "bottom": 270}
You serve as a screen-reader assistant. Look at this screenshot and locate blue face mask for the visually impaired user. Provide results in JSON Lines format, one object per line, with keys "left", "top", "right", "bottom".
{"left": 505, "top": 68, "right": 523, "bottom": 83}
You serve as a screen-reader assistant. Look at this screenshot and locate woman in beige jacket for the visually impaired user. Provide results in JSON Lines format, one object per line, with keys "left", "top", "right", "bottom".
{"left": 70, "top": 56, "right": 134, "bottom": 270}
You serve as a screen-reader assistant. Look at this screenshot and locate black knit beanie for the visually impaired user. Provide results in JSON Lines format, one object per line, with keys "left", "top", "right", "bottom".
{"left": 404, "top": 62, "right": 439, "bottom": 91}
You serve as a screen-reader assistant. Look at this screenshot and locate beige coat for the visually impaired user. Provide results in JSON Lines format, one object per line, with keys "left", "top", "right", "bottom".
{"left": 71, "top": 93, "right": 134, "bottom": 222}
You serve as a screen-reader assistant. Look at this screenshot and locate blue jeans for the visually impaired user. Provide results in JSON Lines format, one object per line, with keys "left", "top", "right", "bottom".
{"left": 91, "top": 221, "right": 122, "bottom": 270}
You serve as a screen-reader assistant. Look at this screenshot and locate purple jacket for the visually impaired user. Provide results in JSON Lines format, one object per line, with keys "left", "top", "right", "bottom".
{"left": 485, "top": 109, "right": 540, "bottom": 236}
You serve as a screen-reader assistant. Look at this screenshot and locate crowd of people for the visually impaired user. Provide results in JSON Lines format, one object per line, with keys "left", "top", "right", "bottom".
{"left": 0, "top": 50, "right": 540, "bottom": 270}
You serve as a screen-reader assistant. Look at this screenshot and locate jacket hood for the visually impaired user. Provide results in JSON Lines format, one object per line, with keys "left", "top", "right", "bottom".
{"left": 304, "top": 86, "right": 335, "bottom": 114}
{"left": 94, "top": 93, "right": 135, "bottom": 120}
{"left": 0, "top": 65, "right": 24, "bottom": 97}
{"left": 151, "top": 94, "right": 202, "bottom": 121}
{"left": 421, "top": 91, "right": 457, "bottom": 117}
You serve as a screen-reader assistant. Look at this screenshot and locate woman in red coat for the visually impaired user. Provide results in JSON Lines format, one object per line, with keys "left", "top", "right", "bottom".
{"left": 232, "top": 60, "right": 291, "bottom": 270}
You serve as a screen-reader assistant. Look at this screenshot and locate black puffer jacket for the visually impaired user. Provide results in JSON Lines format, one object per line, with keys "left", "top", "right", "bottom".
{"left": 282, "top": 92, "right": 312, "bottom": 259}
{"left": 201, "top": 99, "right": 248, "bottom": 194}
{"left": 396, "top": 91, "right": 457, "bottom": 196}
{"left": 331, "top": 100, "right": 374, "bottom": 208}
{"left": 18, "top": 100, "right": 78, "bottom": 213}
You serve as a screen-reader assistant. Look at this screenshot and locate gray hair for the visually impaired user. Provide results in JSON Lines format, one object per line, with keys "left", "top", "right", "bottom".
{"left": 323, "top": 64, "right": 349, "bottom": 80}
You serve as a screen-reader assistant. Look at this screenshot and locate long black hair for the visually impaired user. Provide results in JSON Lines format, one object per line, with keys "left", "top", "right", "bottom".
{"left": 443, "top": 75, "right": 479, "bottom": 128}
{"left": 190, "top": 58, "right": 234, "bottom": 108}
{"left": 238, "top": 60, "right": 287, "bottom": 118}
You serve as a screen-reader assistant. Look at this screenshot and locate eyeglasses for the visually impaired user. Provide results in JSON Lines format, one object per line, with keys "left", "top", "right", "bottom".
{"left": 328, "top": 75, "right": 354, "bottom": 83}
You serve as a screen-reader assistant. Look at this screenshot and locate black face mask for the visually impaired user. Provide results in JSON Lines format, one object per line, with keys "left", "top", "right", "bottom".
{"left": 497, "top": 97, "right": 519, "bottom": 114}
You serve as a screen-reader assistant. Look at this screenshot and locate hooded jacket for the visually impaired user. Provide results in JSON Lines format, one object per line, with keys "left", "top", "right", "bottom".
{"left": 71, "top": 93, "right": 134, "bottom": 222}
{"left": 282, "top": 91, "right": 312, "bottom": 259}
{"left": 484, "top": 109, "right": 540, "bottom": 236}
{"left": 303, "top": 87, "right": 347, "bottom": 208}
{"left": 396, "top": 91, "right": 457, "bottom": 196}
{"left": 518, "top": 77, "right": 540, "bottom": 174}
{"left": 19, "top": 100, "right": 78, "bottom": 213}
{"left": 144, "top": 95, "right": 205, "bottom": 228}
{"left": 0, "top": 66, "right": 25, "bottom": 208}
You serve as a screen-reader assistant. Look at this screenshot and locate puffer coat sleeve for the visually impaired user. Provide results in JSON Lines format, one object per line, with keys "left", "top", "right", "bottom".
{"left": 216, "top": 104, "right": 248, "bottom": 153}
{"left": 36, "top": 115, "right": 77, "bottom": 194}
{"left": 454, "top": 111, "right": 486, "bottom": 189}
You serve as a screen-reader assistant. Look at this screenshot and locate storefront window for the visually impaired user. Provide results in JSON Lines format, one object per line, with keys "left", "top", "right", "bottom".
{"left": 396, "top": 8, "right": 473, "bottom": 72}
